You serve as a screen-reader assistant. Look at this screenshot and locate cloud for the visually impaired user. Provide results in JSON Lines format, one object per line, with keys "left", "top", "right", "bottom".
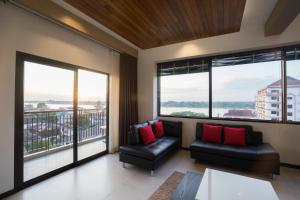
{"left": 161, "top": 86, "right": 209, "bottom": 101}
{"left": 162, "top": 77, "right": 280, "bottom": 101}
{"left": 213, "top": 77, "right": 279, "bottom": 101}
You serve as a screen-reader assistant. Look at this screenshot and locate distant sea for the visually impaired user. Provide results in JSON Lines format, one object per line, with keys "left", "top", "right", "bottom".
{"left": 25, "top": 102, "right": 254, "bottom": 117}
{"left": 24, "top": 102, "right": 96, "bottom": 110}
{"left": 160, "top": 107, "right": 255, "bottom": 117}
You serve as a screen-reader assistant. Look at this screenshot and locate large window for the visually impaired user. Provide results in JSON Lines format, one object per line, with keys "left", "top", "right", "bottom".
{"left": 158, "top": 45, "right": 300, "bottom": 123}
{"left": 212, "top": 53, "right": 282, "bottom": 121}
{"left": 158, "top": 59, "right": 209, "bottom": 118}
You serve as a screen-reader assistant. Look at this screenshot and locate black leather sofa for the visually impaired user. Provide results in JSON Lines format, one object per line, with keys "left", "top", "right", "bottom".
{"left": 119, "top": 120, "right": 182, "bottom": 175}
{"left": 190, "top": 123, "right": 280, "bottom": 176}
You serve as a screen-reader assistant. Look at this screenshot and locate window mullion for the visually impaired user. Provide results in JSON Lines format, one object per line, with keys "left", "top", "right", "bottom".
{"left": 282, "top": 50, "right": 287, "bottom": 123}
{"left": 157, "top": 65, "right": 161, "bottom": 117}
{"left": 209, "top": 59, "right": 212, "bottom": 118}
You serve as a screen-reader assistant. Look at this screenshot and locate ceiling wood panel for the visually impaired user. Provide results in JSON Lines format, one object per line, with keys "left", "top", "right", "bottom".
{"left": 65, "top": 0, "right": 246, "bottom": 49}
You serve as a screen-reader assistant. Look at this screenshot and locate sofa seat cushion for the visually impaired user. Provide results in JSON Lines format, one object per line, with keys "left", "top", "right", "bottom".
{"left": 190, "top": 140, "right": 279, "bottom": 161}
{"left": 120, "top": 136, "right": 179, "bottom": 160}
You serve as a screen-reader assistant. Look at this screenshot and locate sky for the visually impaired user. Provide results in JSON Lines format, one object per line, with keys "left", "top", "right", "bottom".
{"left": 24, "top": 61, "right": 107, "bottom": 102}
{"left": 78, "top": 69, "right": 107, "bottom": 102}
{"left": 24, "top": 60, "right": 300, "bottom": 103}
{"left": 161, "top": 60, "right": 300, "bottom": 102}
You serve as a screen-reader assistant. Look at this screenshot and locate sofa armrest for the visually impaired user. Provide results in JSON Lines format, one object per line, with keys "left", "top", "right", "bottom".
{"left": 161, "top": 120, "right": 182, "bottom": 137}
{"left": 252, "top": 131, "right": 263, "bottom": 146}
{"left": 161, "top": 120, "right": 182, "bottom": 146}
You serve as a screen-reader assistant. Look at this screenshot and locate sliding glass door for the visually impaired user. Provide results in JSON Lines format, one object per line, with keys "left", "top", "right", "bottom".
{"left": 15, "top": 52, "right": 109, "bottom": 187}
{"left": 23, "top": 61, "right": 75, "bottom": 181}
{"left": 77, "top": 69, "right": 108, "bottom": 160}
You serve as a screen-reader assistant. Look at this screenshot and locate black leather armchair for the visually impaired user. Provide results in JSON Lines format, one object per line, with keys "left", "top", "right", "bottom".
{"left": 119, "top": 120, "right": 182, "bottom": 175}
{"left": 190, "top": 123, "right": 280, "bottom": 176}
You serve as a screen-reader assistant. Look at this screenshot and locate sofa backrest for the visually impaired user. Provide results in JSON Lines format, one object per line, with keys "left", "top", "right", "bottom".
{"left": 128, "top": 122, "right": 148, "bottom": 145}
{"left": 148, "top": 119, "right": 159, "bottom": 125}
{"left": 161, "top": 120, "right": 182, "bottom": 138}
{"left": 195, "top": 122, "right": 260, "bottom": 146}
{"left": 128, "top": 120, "right": 182, "bottom": 145}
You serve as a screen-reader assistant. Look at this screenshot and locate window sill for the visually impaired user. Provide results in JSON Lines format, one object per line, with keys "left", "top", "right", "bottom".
{"left": 158, "top": 115, "right": 300, "bottom": 125}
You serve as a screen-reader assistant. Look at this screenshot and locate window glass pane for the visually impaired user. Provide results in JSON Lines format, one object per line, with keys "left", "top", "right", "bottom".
{"left": 212, "top": 61, "right": 282, "bottom": 120}
{"left": 77, "top": 69, "right": 108, "bottom": 160}
{"left": 286, "top": 59, "right": 300, "bottom": 122}
{"left": 160, "top": 73, "right": 209, "bottom": 118}
{"left": 24, "top": 61, "right": 74, "bottom": 181}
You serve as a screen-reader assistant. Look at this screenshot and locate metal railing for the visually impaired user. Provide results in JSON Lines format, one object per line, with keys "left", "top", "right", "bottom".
{"left": 23, "top": 109, "right": 106, "bottom": 155}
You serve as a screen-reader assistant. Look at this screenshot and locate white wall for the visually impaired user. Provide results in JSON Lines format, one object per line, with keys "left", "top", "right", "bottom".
{"left": 0, "top": 3, "right": 120, "bottom": 194}
{"left": 137, "top": 6, "right": 300, "bottom": 166}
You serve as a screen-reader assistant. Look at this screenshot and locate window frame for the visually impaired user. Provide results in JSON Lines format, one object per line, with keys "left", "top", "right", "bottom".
{"left": 157, "top": 44, "right": 300, "bottom": 125}
{"left": 15, "top": 51, "right": 110, "bottom": 192}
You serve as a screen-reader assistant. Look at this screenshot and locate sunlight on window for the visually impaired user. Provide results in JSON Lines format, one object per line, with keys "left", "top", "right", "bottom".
{"left": 78, "top": 69, "right": 107, "bottom": 103}
{"left": 24, "top": 61, "right": 74, "bottom": 101}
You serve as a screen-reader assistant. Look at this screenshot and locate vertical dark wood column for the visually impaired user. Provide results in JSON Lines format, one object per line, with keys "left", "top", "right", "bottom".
{"left": 14, "top": 52, "right": 25, "bottom": 189}
{"left": 119, "top": 53, "right": 138, "bottom": 147}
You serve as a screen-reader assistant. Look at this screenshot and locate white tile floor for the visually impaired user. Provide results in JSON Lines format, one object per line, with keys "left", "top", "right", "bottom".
{"left": 6, "top": 150, "right": 300, "bottom": 200}
{"left": 24, "top": 139, "right": 106, "bottom": 181}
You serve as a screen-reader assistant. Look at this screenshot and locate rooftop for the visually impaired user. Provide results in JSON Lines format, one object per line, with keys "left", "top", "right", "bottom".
{"left": 267, "top": 76, "right": 300, "bottom": 88}
{"left": 223, "top": 109, "right": 255, "bottom": 117}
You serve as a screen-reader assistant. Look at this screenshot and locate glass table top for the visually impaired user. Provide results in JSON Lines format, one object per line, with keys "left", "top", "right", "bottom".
{"left": 195, "top": 168, "right": 279, "bottom": 200}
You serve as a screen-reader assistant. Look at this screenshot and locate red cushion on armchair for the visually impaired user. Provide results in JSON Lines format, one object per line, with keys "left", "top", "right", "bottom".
{"left": 139, "top": 125, "right": 156, "bottom": 144}
{"left": 224, "top": 127, "right": 246, "bottom": 147}
{"left": 202, "top": 124, "right": 223, "bottom": 144}
{"left": 153, "top": 121, "right": 164, "bottom": 138}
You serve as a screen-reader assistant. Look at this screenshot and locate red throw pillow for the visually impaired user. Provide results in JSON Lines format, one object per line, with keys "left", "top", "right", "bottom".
{"left": 153, "top": 121, "right": 164, "bottom": 138}
{"left": 202, "top": 124, "right": 223, "bottom": 144}
{"left": 139, "top": 125, "right": 156, "bottom": 144}
{"left": 224, "top": 127, "right": 246, "bottom": 147}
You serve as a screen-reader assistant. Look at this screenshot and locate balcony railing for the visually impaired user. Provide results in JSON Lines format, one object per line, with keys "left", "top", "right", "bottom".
{"left": 23, "top": 109, "right": 106, "bottom": 156}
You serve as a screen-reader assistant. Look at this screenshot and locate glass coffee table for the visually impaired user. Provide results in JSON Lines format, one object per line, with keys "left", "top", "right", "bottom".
{"left": 195, "top": 168, "right": 279, "bottom": 200}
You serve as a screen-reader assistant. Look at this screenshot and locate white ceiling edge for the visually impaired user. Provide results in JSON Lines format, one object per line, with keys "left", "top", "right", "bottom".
{"left": 51, "top": 0, "right": 140, "bottom": 51}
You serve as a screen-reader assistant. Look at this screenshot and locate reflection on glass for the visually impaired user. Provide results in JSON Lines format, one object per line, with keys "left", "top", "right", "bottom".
{"left": 196, "top": 169, "right": 279, "bottom": 200}
{"left": 77, "top": 69, "right": 108, "bottom": 160}
{"left": 23, "top": 61, "right": 74, "bottom": 181}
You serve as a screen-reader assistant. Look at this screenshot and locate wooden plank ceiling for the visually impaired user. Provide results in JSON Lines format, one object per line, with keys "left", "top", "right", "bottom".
{"left": 64, "top": 0, "right": 246, "bottom": 49}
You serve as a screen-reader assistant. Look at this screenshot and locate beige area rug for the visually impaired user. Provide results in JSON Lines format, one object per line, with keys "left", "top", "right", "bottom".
{"left": 148, "top": 171, "right": 184, "bottom": 200}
